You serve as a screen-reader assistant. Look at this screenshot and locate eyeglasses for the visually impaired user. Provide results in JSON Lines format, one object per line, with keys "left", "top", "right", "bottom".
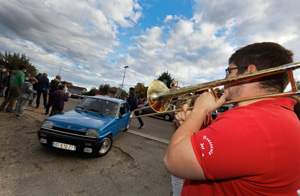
{"left": 225, "top": 66, "right": 248, "bottom": 77}
{"left": 225, "top": 67, "right": 238, "bottom": 76}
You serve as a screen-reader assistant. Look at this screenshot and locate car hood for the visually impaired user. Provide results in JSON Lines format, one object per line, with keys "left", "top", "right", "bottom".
{"left": 46, "top": 109, "right": 115, "bottom": 130}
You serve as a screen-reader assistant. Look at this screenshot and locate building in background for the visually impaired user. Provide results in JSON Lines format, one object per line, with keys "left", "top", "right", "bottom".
{"left": 68, "top": 85, "right": 87, "bottom": 95}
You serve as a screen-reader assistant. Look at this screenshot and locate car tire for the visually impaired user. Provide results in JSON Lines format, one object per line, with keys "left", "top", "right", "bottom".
{"left": 138, "top": 110, "right": 144, "bottom": 115}
{"left": 164, "top": 114, "right": 172, "bottom": 121}
{"left": 124, "top": 123, "right": 130, "bottom": 132}
{"left": 95, "top": 135, "right": 113, "bottom": 157}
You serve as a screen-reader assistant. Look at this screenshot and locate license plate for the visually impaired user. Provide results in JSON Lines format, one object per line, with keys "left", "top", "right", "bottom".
{"left": 52, "top": 141, "right": 76, "bottom": 151}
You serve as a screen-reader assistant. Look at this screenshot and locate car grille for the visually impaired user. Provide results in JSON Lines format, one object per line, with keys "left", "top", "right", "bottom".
{"left": 52, "top": 126, "right": 86, "bottom": 136}
{"left": 40, "top": 127, "right": 95, "bottom": 140}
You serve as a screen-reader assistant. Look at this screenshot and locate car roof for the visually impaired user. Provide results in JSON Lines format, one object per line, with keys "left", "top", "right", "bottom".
{"left": 85, "top": 95, "right": 127, "bottom": 104}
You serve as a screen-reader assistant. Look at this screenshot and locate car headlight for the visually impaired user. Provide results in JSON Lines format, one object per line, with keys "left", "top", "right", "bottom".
{"left": 86, "top": 129, "right": 99, "bottom": 138}
{"left": 41, "top": 120, "right": 53, "bottom": 129}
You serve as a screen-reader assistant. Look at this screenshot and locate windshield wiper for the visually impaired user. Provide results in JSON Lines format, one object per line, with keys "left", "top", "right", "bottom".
{"left": 87, "top": 108, "right": 101, "bottom": 113}
{"left": 76, "top": 106, "right": 88, "bottom": 112}
{"left": 87, "top": 109, "right": 104, "bottom": 116}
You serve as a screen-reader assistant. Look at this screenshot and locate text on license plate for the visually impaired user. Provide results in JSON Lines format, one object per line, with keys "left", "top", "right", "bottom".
{"left": 52, "top": 141, "right": 76, "bottom": 151}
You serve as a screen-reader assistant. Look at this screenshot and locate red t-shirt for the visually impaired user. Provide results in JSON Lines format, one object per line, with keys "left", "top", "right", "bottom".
{"left": 181, "top": 98, "right": 300, "bottom": 196}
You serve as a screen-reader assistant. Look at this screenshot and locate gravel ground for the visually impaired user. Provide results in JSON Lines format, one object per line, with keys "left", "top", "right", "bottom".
{"left": 0, "top": 98, "right": 47, "bottom": 196}
{"left": 0, "top": 97, "right": 173, "bottom": 196}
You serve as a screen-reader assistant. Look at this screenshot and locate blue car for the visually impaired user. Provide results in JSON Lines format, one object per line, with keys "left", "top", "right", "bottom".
{"left": 38, "top": 96, "right": 131, "bottom": 157}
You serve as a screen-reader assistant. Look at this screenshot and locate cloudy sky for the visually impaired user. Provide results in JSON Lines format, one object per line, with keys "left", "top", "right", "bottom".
{"left": 0, "top": 0, "right": 299, "bottom": 92}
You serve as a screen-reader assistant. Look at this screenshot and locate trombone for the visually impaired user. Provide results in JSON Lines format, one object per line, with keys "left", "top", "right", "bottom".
{"left": 131, "top": 62, "right": 300, "bottom": 118}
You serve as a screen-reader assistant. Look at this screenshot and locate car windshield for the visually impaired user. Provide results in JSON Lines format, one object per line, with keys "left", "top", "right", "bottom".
{"left": 76, "top": 97, "right": 119, "bottom": 116}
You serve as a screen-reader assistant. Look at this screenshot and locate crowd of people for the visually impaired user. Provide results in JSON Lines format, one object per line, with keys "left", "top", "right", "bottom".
{"left": 0, "top": 65, "right": 69, "bottom": 118}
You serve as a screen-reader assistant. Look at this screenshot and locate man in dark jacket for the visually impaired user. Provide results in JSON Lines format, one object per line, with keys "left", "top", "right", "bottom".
{"left": 45, "top": 75, "right": 62, "bottom": 114}
{"left": 127, "top": 87, "right": 144, "bottom": 129}
{"left": 48, "top": 84, "right": 68, "bottom": 116}
{"left": 36, "top": 73, "right": 49, "bottom": 108}
{"left": 49, "top": 75, "right": 61, "bottom": 96}
{"left": 0, "top": 65, "right": 8, "bottom": 97}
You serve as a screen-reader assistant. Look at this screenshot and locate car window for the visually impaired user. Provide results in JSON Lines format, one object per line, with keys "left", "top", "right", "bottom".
{"left": 120, "top": 103, "right": 129, "bottom": 115}
{"left": 76, "top": 98, "right": 118, "bottom": 116}
{"left": 120, "top": 104, "right": 125, "bottom": 115}
{"left": 106, "top": 102, "right": 118, "bottom": 116}
{"left": 124, "top": 103, "right": 129, "bottom": 113}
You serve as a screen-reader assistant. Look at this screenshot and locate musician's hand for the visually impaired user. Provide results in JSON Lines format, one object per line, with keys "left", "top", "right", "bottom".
{"left": 193, "top": 92, "right": 227, "bottom": 115}
{"left": 175, "top": 104, "right": 192, "bottom": 125}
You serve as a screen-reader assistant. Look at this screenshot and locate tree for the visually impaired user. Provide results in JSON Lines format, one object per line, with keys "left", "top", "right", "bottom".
{"left": 84, "top": 87, "right": 97, "bottom": 96}
{"left": 120, "top": 89, "right": 127, "bottom": 99}
{"left": 134, "top": 83, "right": 147, "bottom": 99}
{"left": 0, "top": 51, "right": 38, "bottom": 76}
{"left": 99, "top": 84, "right": 111, "bottom": 95}
{"left": 157, "top": 71, "right": 174, "bottom": 88}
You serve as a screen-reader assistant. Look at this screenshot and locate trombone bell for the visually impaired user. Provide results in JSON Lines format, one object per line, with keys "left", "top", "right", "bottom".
{"left": 147, "top": 80, "right": 172, "bottom": 113}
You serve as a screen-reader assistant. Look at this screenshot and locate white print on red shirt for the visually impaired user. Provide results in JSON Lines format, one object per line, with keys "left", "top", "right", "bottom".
{"left": 200, "top": 135, "right": 213, "bottom": 157}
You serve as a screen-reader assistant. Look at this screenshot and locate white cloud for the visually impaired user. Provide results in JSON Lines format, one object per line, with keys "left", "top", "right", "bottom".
{"left": 0, "top": 0, "right": 143, "bottom": 90}
{"left": 95, "top": 0, "right": 142, "bottom": 27}
{"left": 116, "top": 0, "right": 300, "bottom": 90}
{"left": 0, "top": 0, "right": 300, "bottom": 93}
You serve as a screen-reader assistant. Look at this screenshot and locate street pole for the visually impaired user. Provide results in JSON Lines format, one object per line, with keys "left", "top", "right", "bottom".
{"left": 58, "top": 66, "right": 62, "bottom": 75}
{"left": 118, "top": 66, "right": 128, "bottom": 98}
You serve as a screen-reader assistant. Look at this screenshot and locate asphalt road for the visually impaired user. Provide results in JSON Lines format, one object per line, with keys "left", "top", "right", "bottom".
{"left": 66, "top": 98, "right": 175, "bottom": 141}
{"left": 1, "top": 97, "right": 176, "bottom": 196}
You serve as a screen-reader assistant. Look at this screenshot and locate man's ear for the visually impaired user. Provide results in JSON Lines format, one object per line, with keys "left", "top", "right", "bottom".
{"left": 247, "top": 64, "right": 257, "bottom": 73}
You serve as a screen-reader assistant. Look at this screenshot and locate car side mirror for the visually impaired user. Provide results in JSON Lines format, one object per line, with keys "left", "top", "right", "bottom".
{"left": 118, "top": 112, "right": 123, "bottom": 119}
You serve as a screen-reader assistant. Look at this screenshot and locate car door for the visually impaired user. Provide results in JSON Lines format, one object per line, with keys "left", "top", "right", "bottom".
{"left": 114, "top": 103, "right": 130, "bottom": 136}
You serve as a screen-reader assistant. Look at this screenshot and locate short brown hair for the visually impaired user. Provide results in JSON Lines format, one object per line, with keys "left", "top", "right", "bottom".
{"left": 29, "top": 77, "right": 38, "bottom": 83}
{"left": 229, "top": 42, "right": 294, "bottom": 93}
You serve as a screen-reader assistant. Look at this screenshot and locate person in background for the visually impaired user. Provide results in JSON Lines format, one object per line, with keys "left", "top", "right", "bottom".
{"left": 62, "top": 81, "right": 68, "bottom": 94}
{"left": 4, "top": 69, "right": 11, "bottom": 99}
{"left": 0, "top": 65, "right": 8, "bottom": 97}
{"left": 15, "top": 77, "right": 38, "bottom": 117}
{"left": 49, "top": 75, "right": 61, "bottom": 96}
{"left": 48, "top": 84, "right": 68, "bottom": 116}
{"left": 36, "top": 72, "right": 49, "bottom": 109}
{"left": 0, "top": 65, "right": 27, "bottom": 112}
{"left": 25, "top": 73, "right": 31, "bottom": 81}
{"left": 15, "top": 72, "right": 31, "bottom": 111}
{"left": 45, "top": 75, "right": 62, "bottom": 114}
{"left": 138, "top": 98, "right": 143, "bottom": 105}
{"left": 127, "top": 87, "right": 144, "bottom": 129}
{"left": 28, "top": 73, "right": 42, "bottom": 106}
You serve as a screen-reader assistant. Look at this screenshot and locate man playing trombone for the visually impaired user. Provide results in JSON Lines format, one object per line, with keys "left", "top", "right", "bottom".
{"left": 164, "top": 42, "right": 300, "bottom": 195}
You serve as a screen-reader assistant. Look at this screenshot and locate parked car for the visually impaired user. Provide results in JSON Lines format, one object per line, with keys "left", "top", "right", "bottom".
{"left": 211, "top": 104, "right": 235, "bottom": 120}
{"left": 137, "top": 102, "right": 175, "bottom": 121}
{"left": 38, "top": 96, "right": 130, "bottom": 157}
{"left": 71, "top": 94, "right": 85, "bottom": 99}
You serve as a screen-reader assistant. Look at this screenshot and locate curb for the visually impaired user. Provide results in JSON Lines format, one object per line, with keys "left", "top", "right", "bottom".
{"left": 126, "top": 129, "right": 169, "bottom": 144}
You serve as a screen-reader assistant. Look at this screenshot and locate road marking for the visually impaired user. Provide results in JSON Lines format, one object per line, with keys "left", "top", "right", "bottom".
{"left": 127, "top": 129, "right": 169, "bottom": 144}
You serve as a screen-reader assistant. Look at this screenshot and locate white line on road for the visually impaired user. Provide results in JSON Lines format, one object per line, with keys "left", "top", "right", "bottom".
{"left": 127, "top": 129, "right": 169, "bottom": 144}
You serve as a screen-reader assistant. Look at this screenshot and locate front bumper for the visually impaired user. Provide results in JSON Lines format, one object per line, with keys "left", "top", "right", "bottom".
{"left": 38, "top": 127, "right": 103, "bottom": 154}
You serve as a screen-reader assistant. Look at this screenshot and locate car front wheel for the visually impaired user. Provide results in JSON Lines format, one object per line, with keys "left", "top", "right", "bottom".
{"left": 164, "top": 114, "right": 172, "bottom": 121}
{"left": 138, "top": 110, "right": 144, "bottom": 115}
{"left": 95, "top": 135, "right": 112, "bottom": 157}
{"left": 124, "top": 123, "right": 130, "bottom": 132}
